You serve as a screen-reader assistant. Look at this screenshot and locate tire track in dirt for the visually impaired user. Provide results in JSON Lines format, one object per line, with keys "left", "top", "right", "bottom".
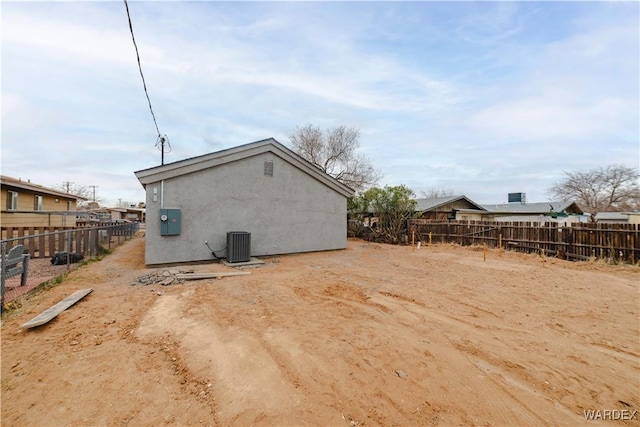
{"left": 287, "top": 280, "right": 564, "bottom": 425}
{"left": 259, "top": 281, "right": 418, "bottom": 424}
{"left": 136, "top": 293, "right": 326, "bottom": 426}
{"left": 286, "top": 283, "right": 443, "bottom": 425}
{"left": 274, "top": 275, "right": 625, "bottom": 425}
{"left": 369, "top": 290, "right": 583, "bottom": 425}
{"left": 372, "top": 247, "right": 640, "bottom": 424}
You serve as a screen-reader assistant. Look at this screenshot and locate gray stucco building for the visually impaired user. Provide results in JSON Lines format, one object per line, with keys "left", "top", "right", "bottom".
{"left": 134, "top": 138, "right": 354, "bottom": 265}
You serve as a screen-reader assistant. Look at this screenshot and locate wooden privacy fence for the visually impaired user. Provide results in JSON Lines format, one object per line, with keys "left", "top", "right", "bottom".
{"left": 407, "top": 220, "right": 640, "bottom": 263}
{"left": 1, "top": 222, "right": 140, "bottom": 259}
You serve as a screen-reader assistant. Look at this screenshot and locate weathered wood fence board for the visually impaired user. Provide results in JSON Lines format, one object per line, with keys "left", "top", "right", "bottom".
{"left": 20, "top": 288, "right": 93, "bottom": 329}
{"left": 1, "top": 223, "right": 139, "bottom": 259}
{"left": 408, "top": 220, "right": 640, "bottom": 263}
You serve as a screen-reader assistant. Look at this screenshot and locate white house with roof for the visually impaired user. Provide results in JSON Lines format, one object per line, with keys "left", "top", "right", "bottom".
{"left": 1, "top": 175, "right": 85, "bottom": 228}
{"left": 481, "top": 200, "right": 586, "bottom": 224}
{"left": 134, "top": 138, "right": 354, "bottom": 265}
{"left": 594, "top": 212, "right": 640, "bottom": 224}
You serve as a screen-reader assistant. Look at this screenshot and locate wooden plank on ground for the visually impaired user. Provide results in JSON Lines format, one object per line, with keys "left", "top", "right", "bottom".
{"left": 20, "top": 288, "right": 93, "bottom": 330}
{"left": 174, "top": 271, "right": 251, "bottom": 280}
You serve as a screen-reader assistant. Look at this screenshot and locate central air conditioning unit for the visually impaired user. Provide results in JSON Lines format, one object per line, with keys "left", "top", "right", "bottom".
{"left": 508, "top": 192, "right": 526, "bottom": 204}
{"left": 226, "top": 231, "right": 251, "bottom": 263}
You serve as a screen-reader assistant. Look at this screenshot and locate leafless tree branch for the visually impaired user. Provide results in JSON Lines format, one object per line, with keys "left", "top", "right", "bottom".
{"left": 289, "top": 124, "right": 382, "bottom": 192}
{"left": 547, "top": 164, "right": 639, "bottom": 219}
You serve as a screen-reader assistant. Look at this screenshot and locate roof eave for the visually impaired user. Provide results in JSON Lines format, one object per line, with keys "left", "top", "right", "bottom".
{"left": 416, "top": 195, "right": 487, "bottom": 213}
{"left": 1, "top": 176, "right": 87, "bottom": 200}
{"left": 134, "top": 138, "right": 354, "bottom": 198}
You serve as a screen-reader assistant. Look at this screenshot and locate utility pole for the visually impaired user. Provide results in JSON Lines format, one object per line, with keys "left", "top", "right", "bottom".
{"left": 89, "top": 185, "right": 98, "bottom": 202}
{"left": 62, "top": 181, "right": 74, "bottom": 193}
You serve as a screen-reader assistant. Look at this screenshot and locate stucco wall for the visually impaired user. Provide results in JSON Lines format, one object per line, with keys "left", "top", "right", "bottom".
{"left": 144, "top": 152, "right": 347, "bottom": 265}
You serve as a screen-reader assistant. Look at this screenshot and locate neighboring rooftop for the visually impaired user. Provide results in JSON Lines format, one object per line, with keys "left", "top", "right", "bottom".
{"left": 594, "top": 211, "right": 640, "bottom": 222}
{"left": 1, "top": 175, "right": 86, "bottom": 200}
{"left": 414, "top": 195, "right": 486, "bottom": 212}
{"left": 481, "top": 201, "right": 583, "bottom": 215}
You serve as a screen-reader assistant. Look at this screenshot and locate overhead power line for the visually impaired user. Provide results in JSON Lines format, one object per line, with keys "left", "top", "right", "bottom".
{"left": 123, "top": 0, "right": 171, "bottom": 164}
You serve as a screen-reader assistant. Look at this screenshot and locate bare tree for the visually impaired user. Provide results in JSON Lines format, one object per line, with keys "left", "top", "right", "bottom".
{"left": 420, "top": 187, "right": 457, "bottom": 198}
{"left": 547, "top": 165, "right": 639, "bottom": 218}
{"left": 116, "top": 199, "right": 143, "bottom": 209}
{"left": 53, "top": 182, "right": 102, "bottom": 208}
{"left": 289, "top": 124, "right": 382, "bottom": 192}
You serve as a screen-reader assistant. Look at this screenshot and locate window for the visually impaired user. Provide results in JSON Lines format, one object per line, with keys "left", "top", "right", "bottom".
{"left": 7, "top": 191, "right": 18, "bottom": 210}
{"left": 34, "top": 195, "right": 43, "bottom": 211}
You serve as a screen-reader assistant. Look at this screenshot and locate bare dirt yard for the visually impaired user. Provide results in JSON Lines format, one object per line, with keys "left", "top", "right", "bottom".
{"left": 2, "top": 233, "right": 639, "bottom": 426}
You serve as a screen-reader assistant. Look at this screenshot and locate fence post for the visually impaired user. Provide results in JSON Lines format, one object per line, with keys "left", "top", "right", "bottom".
{"left": 93, "top": 228, "right": 98, "bottom": 257}
{"left": 1, "top": 242, "right": 6, "bottom": 313}
{"left": 66, "top": 231, "right": 72, "bottom": 270}
{"left": 20, "top": 254, "right": 30, "bottom": 287}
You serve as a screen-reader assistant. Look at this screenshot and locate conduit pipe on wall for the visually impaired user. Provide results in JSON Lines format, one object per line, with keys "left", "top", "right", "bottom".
{"left": 160, "top": 180, "right": 164, "bottom": 208}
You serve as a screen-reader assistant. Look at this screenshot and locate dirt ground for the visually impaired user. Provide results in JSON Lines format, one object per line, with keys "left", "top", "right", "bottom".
{"left": 1, "top": 232, "right": 639, "bottom": 426}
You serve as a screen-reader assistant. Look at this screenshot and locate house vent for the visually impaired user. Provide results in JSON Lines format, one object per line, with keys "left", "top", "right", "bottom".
{"left": 264, "top": 160, "right": 273, "bottom": 176}
{"left": 226, "top": 231, "right": 251, "bottom": 263}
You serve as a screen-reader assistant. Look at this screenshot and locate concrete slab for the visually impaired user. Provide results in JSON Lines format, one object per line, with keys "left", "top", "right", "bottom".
{"left": 221, "top": 257, "right": 265, "bottom": 268}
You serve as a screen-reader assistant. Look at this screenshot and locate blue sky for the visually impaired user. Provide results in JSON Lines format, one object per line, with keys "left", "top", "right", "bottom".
{"left": 2, "top": 1, "right": 638, "bottom": 206}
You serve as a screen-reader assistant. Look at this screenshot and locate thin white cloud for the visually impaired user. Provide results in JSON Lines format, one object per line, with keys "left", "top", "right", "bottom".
{"left": 467, "top": 13, "right": 637, "bottom": 144}
{"left": 471, "top": 96, "right": 631, "bottom": 140}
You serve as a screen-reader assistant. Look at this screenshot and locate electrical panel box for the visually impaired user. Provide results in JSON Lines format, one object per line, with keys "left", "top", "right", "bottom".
{"left": 160, "top": 209, "right": 181, "bottom": 236}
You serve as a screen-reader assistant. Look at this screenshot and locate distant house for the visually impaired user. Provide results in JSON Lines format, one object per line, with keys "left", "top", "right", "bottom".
{"left": 481, "top": 201, "right": 585, "bottom": 224}
{"left": 1, "top": 175, "right": 84, "bottom": 228}
{"left": 108, "top": 207, "right": 145, "bottom": 223}
{"left": 594, "top": 212, "right": 640, "bottom": 224}
{"left": 76, "top": 206, "right": 145, "bottom": 224}
{"left": 414, "top": 196, "right": 486, "bottom": 221}
{"left": 134, "top": 138, "right": 354, "bottom": 266}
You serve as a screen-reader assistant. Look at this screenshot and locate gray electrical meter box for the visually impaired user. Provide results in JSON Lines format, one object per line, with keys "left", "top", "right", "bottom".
{"left": 160, "top": 209, "right": 181, "bottom": 236}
